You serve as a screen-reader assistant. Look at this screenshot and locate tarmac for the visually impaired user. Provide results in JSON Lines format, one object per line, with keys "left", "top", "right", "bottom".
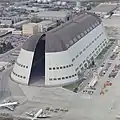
{"left": 0, "top": 40, "right": 120, "bottom": 120}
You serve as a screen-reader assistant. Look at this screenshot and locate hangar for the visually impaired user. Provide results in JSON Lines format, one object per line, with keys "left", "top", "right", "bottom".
{"left": 11, "top": 12, "right": 108, "bottom": 86}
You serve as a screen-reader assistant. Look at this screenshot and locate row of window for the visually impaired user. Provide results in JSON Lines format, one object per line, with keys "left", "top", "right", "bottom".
{"left": 75, "top": 39, "right": 107, "bottom": 72}
{"left": 49, "top": 74, "right": 77, "bottom": 81}
{"left": 16, "top": 61, "right": 28, "bottom": 69}
{"left": 12, "top": 71, "right": 26, "bottom": 79}
{"left": 65, "top": 20, "right": 100, "bottom": 48}
{"left": 72, "top": 32, "right": 103, "bottom": 62}
{"left": 49, "top": 64, "right": 73, "bottom": 70}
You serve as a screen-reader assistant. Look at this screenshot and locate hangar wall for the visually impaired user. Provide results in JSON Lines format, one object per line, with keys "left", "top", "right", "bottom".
{"left": 45, "top": 23, "right": 108, "bottom": 86}
{"left": 11, "top": 48, "right": 34, "bottom": 85}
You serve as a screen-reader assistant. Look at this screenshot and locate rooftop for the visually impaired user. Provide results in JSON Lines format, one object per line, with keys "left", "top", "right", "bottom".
{"left": 23, "top": 13, "right": 101, "bottom": 52}
{"left": 103, "top": 16, "right": 120, "bottom": 27}
{"left": 23, "top": 23, "right": 37, "bottom": 27}
{"left": 90, "top": 3, "right": 118, "bottom": 14}
{"left": 37, "top": 20, "right": 56, "bottom": 26}
{"left": 32, "top": 10, "right": 71, "bottom": 18}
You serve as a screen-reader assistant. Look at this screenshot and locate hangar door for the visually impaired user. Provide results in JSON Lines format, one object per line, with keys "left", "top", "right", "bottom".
{"left": 29, "top": 34, "right": 45, "bottom": 85}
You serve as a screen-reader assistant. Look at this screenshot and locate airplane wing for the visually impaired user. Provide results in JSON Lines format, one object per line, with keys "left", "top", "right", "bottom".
{"left": 0, "top": 102, "right": 18, "bottom": 107}
{"left": 31, "top": 109, "right": 43, "bottom": 120}
{"left": 4, "top": 105, "right": 15, "bottom": 111}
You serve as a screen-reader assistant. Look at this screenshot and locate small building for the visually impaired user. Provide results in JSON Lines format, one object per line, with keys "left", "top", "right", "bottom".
{"left": 90, "top": 3, "right": 118, "bottom": 18}
{"left": 12, "top": 30, "right": 22, "bottom": 35}
{"left": 102, "top": 16, "right": 120, "bottom": 39}
{"left": 32, "top": 11, "right": 72, "bottom": 22}
{"left": 22, "top": 23, "right": 38, "bottom": 35}
{"left": 37, "top": 20, "right": 57, "bottom": 32}
{"left": 13, "top": 20, "right": 30, "bottom": 28}
{"left": 11, "top": 12, "right": 108, "bottom": 86}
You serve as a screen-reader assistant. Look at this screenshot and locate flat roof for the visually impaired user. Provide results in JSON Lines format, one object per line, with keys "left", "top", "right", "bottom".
{"left": 33, "top": 11, "right": 71, "bottom": 18}
{"left": 91, "top": 3, "right": 118, "bottom": 14}
{"left": 103, "top": 16, "right": 120, "bottom": 27}
{"left": 38, "top": 20, "right": 56, "bottom": 26}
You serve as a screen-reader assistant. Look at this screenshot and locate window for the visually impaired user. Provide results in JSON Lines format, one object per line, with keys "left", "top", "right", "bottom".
{"left": 58, "top": 78, "right": 61, "bottom": 80}
{"left": 87, "top": 28, "right": 90, "bottom": 32}
{"left": 62, "top": 77, "right": 65, "bottom": 79}
{"left": 89, "top": 53, "right": 92, "bottom": 57}
{"left": 83, "top": 48, "right": 86, "bottom": 51}
{"left": 71, "top": 64, "right": 73, "bottom": 66}
{"left": 105, "top": 41, "right": 107, "bottom": 44}
{"left": 86, "top": 45, "right": 89, "bottom": 48}
{"left": 79, "top": 64, "right": 82, "bottom": 67}
{"left": 96, "top": 51, "right": 98, "bottom": 54}
{"left": 49, "top": 68, "right": 52, "bottom": 70}
{"left": 72, "top": 58, "right": 75, "bottom": 62}
{"left": 89, "top": 42, "right": 92, "bottom": 46}
{"left": 97, "top": 21, "right": 99, "bottom": 25}
{"left": 84, "top": 30, "right": 87, "bottom": 34}
{"left": 79, "top": 51, "right": 82, "bottom": 55}
{"left": 63, "top": 66, "right": 66, "bottom": 69}
{"left": 69, "top": 76, "right": 72, "bottom": 78}
{"left": 90, "top": 26, "right": 93, "bottom": 30}
{"left": 80, "top": 33, "right": 84, "bottom": 37}
{"left": 66, "top": 76, "right": 68, "bottom": 79}
{"left": 49, "top": 78, "right": 52, "bottom": 81}
{"left": 26, "top": 66, "right": 28, "bottom": 68}
{"left": 23, "top": 76, "right": 26, "bottom": 79}
{"left": 84, "top": 63, "right": 87, "bottom": 68}
{"left": 66, "top": 65, "right": 69, "bottom": 68}
{"left": 54, "top": 78, "right": 57, "bottom": 80}
{"left": 60, "top": 66, "right": 62, "bottom": 69}
{"left": 76, "top": 55, "right": 79, "bottom": 58}
{"left": 53, "top": 67, "right": 55, "bottom": 70}
{"left": 75, "top": 74, "right": 77, "bottom": 76}
{"left": 75, "top": 67, "right": 79, "bottom": 71}
{"left": 73, "top": 37, "right": 77, "bottom": 42}
{"left": 65, "top": 44, "right": 69, "bottom": 48}
{"left": 69, "top": 64, "right": 71, "bottom": 67}
{"left": 56, "top": 67, "right": 59, "bottom": 70}
{"left": 92, "top": 24, "right": 95, "bottom": 28}
{"left": 72, "top": 75, "right": 74, "bottom": 77}
{"left": 70, "top": 40, "right": 73, "bottom": 45}
{"left": 83, "top": 60, "right": 85, "bottom": 63}
{"left": 81, "top": 67, "right": 84, "bottom": 71}
{"left": 77, "top": 35, "right": 81, "bottom": 39}
{"left": 95, "top": 22, "right": 97, "bottom": 26}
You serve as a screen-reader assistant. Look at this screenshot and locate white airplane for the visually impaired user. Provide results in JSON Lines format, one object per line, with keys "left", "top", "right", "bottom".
{"left": 0, "top": 101, "right": 19, "bottom": 111}
{"left": 116, "top": 114, "right": 120, "bottom": 119}
{"left": 26, "top": 109, "right": 52, "bottom": 120}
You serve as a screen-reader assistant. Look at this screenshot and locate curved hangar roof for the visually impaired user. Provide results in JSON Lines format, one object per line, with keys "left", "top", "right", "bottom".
{"left": 23, "top": 12, "right": 101, "bottom": 53}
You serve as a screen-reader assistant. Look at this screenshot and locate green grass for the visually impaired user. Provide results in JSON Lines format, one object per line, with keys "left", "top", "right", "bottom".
{"left": 63, "top": 80, "right": 82, "bottom": 91}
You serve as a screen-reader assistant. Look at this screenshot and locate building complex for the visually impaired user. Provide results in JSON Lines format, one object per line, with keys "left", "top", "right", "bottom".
{"left": 11, "top": 12, "right": 108, "bottom": 86}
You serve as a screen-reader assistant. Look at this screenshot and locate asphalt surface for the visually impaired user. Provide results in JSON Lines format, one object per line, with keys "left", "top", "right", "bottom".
{"left": 0, "top": 42, "right": 119, "bottom": 120}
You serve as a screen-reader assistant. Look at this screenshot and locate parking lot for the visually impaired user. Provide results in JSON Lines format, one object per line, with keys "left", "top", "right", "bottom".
{"left": 0, "top": 34, "right": 28, "bottom": 48}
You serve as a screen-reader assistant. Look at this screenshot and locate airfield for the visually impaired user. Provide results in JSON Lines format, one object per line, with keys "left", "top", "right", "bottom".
{"left": 0, "top": 40, "right": 120, "bottom": 120}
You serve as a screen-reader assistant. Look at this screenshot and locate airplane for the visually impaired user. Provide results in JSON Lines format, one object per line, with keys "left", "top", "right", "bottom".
{"left": 0, "top": 99, "right": 19, "bottom": 111}
{"left": 116, "top": 114, "right": 120, "bottom": 119}
{"left": 26, "top": 108, "right": 52, "bottom": 120}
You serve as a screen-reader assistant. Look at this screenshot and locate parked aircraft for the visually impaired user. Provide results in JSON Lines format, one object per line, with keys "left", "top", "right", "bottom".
{"left": 26, "top": 108, "right": 52, "bottom": 120}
